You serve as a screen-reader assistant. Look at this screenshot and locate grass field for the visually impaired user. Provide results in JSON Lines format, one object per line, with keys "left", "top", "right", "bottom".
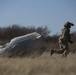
{"left": 0, "top": 52, "right": 76, "bottom": 75}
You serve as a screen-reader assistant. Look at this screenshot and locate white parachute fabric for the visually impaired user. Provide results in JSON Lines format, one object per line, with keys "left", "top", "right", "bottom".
{"left": 0, "top": 32, "right": 45, "bottom": 57}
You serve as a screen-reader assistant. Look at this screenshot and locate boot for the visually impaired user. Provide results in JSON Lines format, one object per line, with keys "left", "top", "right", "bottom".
{"left": 50, "top": 49, "right": 56, "bottom": 56}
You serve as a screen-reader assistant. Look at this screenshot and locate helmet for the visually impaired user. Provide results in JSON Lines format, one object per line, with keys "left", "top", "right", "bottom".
{"left": 64, "top": 21, "right": 74, "bottom": 28}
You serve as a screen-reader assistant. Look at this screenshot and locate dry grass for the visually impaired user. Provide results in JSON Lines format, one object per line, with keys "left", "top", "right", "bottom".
{"left": 0, "top": 38, "right": 76, "bottom": 75}
{"left": 0, "top": 52, "right": 76, "bottom": 75}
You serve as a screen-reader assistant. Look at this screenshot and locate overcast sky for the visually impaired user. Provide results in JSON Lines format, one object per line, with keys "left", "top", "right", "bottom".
{"left": 0, "top": 0, "right": 76, "bottom": 35}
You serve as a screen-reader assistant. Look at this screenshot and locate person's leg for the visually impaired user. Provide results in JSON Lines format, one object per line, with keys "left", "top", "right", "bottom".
{"left": 62, "top": 42, "right": 69, "bottom": 57}
{"left": 51, "top": 39, "right": 65, "bottom": 55}
{"left": 51, "top": 48, "right": 65, "bottom": 56}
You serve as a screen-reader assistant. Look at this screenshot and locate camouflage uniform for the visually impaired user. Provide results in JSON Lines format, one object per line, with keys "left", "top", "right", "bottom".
{"left": 51, "top": 21, "right": 74, "bottom": 57}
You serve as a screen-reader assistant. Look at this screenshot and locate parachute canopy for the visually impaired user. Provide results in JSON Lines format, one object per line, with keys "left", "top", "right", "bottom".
{"left": 0, "top": 32, "right": 45, "bottom": 57}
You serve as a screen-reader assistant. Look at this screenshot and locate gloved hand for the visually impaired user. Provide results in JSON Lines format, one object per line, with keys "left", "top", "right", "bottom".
{"left": 69, "top": 40, "right": 73, "bottom": 44}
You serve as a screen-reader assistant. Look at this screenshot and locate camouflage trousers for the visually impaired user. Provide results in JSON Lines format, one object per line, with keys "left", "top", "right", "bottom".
{"left": 54, "top": 38, "right": 69, "bottom": 57}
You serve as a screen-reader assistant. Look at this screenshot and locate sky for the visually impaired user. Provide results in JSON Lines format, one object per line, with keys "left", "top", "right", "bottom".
{"left": 0, "top": 0, "right": 76, "bottom": 35}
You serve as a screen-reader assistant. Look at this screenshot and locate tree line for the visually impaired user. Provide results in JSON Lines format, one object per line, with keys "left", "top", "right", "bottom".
{"left": 0, "top": 24, "right": 50, "bottom": 41}
{"left": 0, "top": 24, "right": 76, "bottom": 44}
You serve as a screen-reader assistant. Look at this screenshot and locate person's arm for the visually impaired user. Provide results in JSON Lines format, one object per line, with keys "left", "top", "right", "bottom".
{"left": 66, "top": 29, "right": 73, "bottom": 44}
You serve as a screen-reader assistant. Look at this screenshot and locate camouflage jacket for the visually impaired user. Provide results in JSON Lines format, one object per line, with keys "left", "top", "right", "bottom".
{"left": 59, "top": 27, "right": 71, "bottom": 41}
